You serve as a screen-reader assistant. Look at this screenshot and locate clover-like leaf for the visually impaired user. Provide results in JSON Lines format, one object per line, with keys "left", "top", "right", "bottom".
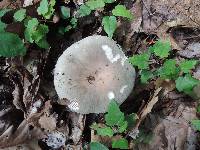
{"left": 86, "top": 0, "right": 105, "bottom": 10}
{"left": 14, "top": 9, "right": 26, "bottom": 22}
{"left": 78, "top": 4, "right": 91, "bottom": 17}
{"left": 90, "top": 142, "right": 109, "bottom": 150}
{"left": 149, "top": 39, "right": 171, "bottom": 58}
{"left": 180, "top": 60, "right": 198, "bottom": 73}
{"left": 112, "top": 5, "right": 133, "bottom": 20}
{"left": 102, "top": 16, "right": 117, "bottom": 38}
{"left": 112, "top": 138, "right": 128, "bottom": 149}
{"left": 105, "top": 100, "right": 125, "bottom": 127}
{"left": 0, "top": 32, "right": 26, "bottom": 57}
{"left": 175, "top": 74, "right": 199, "bottom": 93}
{"left": 129, "top": 53, "right": 150, "bottom": 69}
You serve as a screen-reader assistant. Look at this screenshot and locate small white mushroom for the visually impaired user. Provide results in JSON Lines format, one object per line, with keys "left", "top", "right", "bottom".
{"left": 54, "top": 35, "right": 136, "bottom": 114}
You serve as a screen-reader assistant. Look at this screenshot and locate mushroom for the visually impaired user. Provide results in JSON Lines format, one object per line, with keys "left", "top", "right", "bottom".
{"left": 54, "top": 35, "right": 136, "bottom": 114}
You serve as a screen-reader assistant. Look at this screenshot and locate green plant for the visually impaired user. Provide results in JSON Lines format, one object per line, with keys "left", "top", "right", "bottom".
{"left": 13, "top": 9, "right": 26, "bottom": 22}
{"left": 0, "top": 32, "right": 26, "bottom": 57}
{"left": 90, "top": 142, "right": 109, "bottom": 150}
{"left": 0, "top": 9, "right": 26, "bottom": 57}
{"left": 149, "top": 39, "right": 171, "bottom": 58}
{"left": 24, "top": 18, "right": 49, "bottom": 49}
{"left": 102, "top": 16, "right": 117, "bottom": 38}
{"left": 91, "top": 100, "right": 137, "bottom": 149}
{"left": 129, "top": 52, "right": 150, "bottom": 69}
{"left": 191, "top": 120, "right": 200, "bottom": 131}
{"left": 112, "top": 5, "right": 133, "bottom": 20}
{"left": 37, "top": 0, "right": 56, "bottom": 19}
{"left": 128, "top": 39, "right": 199, "bottom": 97}
{"left": 77, "top": 0, "right": 134, "bottom": 38}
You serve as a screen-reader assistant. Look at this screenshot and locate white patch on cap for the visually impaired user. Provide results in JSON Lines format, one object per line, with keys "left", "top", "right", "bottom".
{"left": 102, "top": 45, "right": 120, "bottom": 63}
{"left": 120, "top": 85, "right": 128, "bottom": 94}
{"left": 74, "top": 45, "right": 79, "bottom": 49}
{"left": 68, "top": 101, "right": 79, "bottom": 111}
{"left": 108, "top": 91, "right": 115, "bottom": 100}
{"left": 121, "top": 56, "right": 128, "bottom": 66}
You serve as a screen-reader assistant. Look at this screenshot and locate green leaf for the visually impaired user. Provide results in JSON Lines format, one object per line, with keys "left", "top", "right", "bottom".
{"left": 37, "top": 0, "right": 49, "bottom": 16}
{"left": 140, "top": 70, "right": 154, "bottom": 83}
{"left": 78, "top": 4, "right": 91, "bottom": 17}
{"left": 191, "top": 120, "right": 200, "bottom": 131}
{"left": 158, "top": 59, "right": 180, "bottom": 79}
{"left": 36, "top": 38, "right": 49, "bottom": 49}
{"left": 175, "top": 74, "right": 199, "bottom": 93}
{"left": 103, "top": 0, "right": 115, "bottom": 3}
{"left": 24, "top": 18, "right": 49, "bottom": 49}
{"left": 0, "top": 20, "right": 7, "bottom": 32}
{"left": 24, "top": 18, "right": 39, "bottom": 43}
{"left": 44, "top": 0, "right": 56, "bottom": 19}
{"left": 102, "top": 16, "right": 117, "bottom": 38}
{"left": 125, "top": 113, "right": 137, "bottom": 129}
{"left": 70, "top": 18, "right": 77, "bottom": 28}
{"left": 0, "top": 32, "right": 26, "bottom": 57}
{"left": 112, "top": 5, "right": 133, "bottom": 20}
{"left": 60, "top": 6, "right": 70, "bottom": 19}
{"left": 13, "top": 9, "right": 26, "bottom": 22}
{"left": 91, "top": 123, "right": 114, "bottom": 137}
{"left": 37, "top": 0, "right": 55, "bottom": 19}
{"left": 112, "top": 138, "right": 128, "bottom": 149}
{"left": 180, "top": 60, "right": 198, "bottom": 73}
{"left": 90, "top": 142, "right": 109, "bottom": 150}
{"left": 0, "top": 9, "right": 11, "bottom": 17}
{"left": 97, "top": 127, "right": 114, "bottom": 137}
{"left": 129, "top": 53, "right": 150, "bottom": 69}
{"left": 32, "top": 24, "right": 49, "bottom": 42}
{"left": 86, "top": 0, "right": 105, "bottom": 10}
{"left": 105, "top": 100, "right": 125, "bottom": 127}
{"left": 118, "top": 121, "right": 128, "bottom": 133}
{"left": 149, "top": 39, "right": 171, "bottom": 58}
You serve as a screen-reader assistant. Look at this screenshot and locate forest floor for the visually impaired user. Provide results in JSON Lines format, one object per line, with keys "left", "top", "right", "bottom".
{"left": 0, "top": 0, "right": 200, "bottom": 149}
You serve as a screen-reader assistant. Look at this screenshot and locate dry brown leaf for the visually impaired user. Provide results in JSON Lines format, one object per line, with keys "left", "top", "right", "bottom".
{"left": 69, "top": 113, "right": 85, "bottom": 144}
{"left": 141, "top": 0, "right": 200, "bottom": 40}
{"left": 39, "top": 114, "right": 57, "bottom": 131}
{"left": 178, "top": 42, "right": 200, "bottom": 58}
{"left": 0, "top": 0, "right": 22, "bottom": 9}
{"left": 0, "top": 140, "right": 41, "bottom": 150}
{"left": 128, "top": 88, "right": 162, "bottom": 138}
{"left": 136, "top": 103, "right": 197, "bottom": 150}
{"left": 155, "top": 78, "right": 176, "bottom": 94}
{"left": 0, "top": 120, "right": 44, "bottom": 149}
{"left": 139, "top": 88, "right": 161, "bottom": 120}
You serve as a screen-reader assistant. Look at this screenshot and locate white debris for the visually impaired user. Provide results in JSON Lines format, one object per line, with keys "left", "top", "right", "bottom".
{"left": 44, "top": 131, "right": 66, "bottom": 149}
{"left": 120, "top": 85, "right": 128, "bottom": 94}
{"left": 108, "top": 91, "right": 115, "bottom": 100}
{"left": 33, "top": 100, "right": 42, "bottom": 108}
{"left": 23, "top": 0, "right": 33, "bottom": 7}
{"left": 29, "top": 100, "right": 42, "bottom": 114}
{"left": 102, "top": 45, "right": 121, "bottom": 63}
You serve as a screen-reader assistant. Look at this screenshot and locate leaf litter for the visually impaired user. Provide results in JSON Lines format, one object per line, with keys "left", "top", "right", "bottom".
{"left": 0, "top": 0, "right": 200, "bottom": 149}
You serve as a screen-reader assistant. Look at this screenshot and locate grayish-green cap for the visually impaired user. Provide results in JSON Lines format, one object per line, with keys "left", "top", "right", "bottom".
{"left": 54, "top": 35, "right": 136, "bottom": 114}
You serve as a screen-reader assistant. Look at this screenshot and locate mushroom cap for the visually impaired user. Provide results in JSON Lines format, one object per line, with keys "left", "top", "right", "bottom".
{"left": 54, "top": 35, "right": 136, "bottom": 114}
